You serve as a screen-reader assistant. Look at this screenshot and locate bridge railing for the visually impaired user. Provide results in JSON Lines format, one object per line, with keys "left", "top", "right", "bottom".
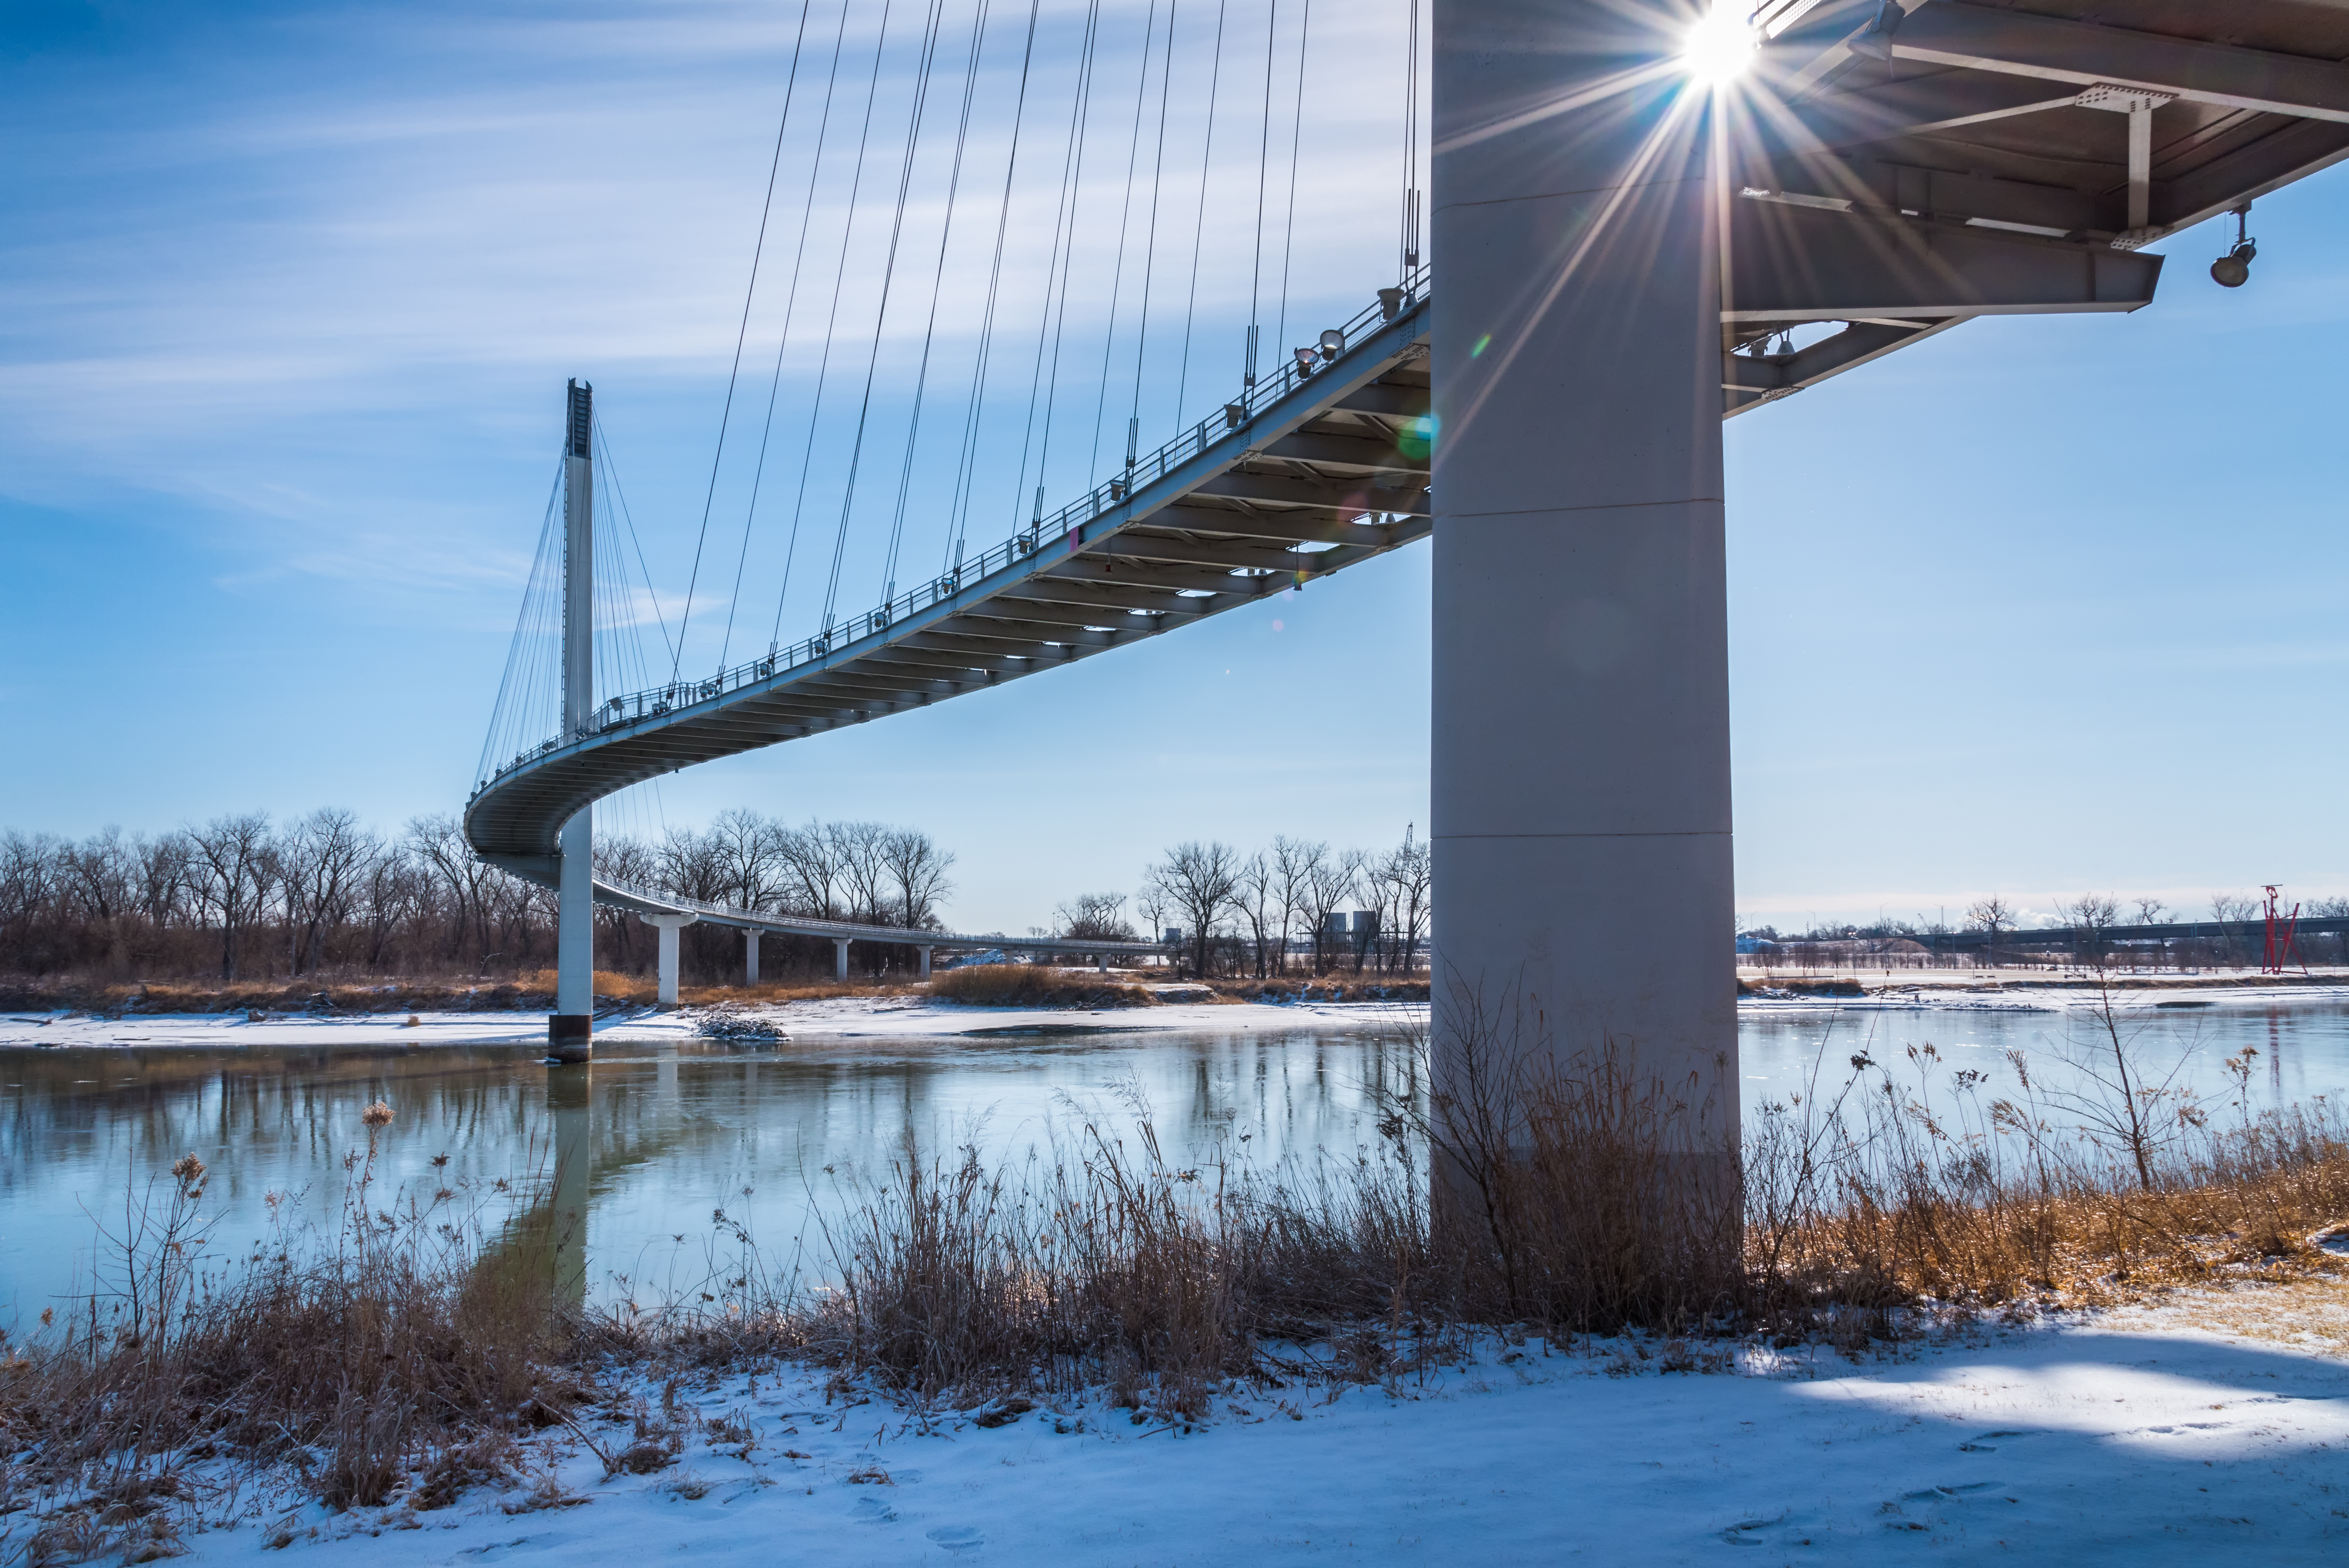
{"left": 478, "top": 267, "right": 1429, "bottom": 794}
{"left": 609, "top": 880, "right": 1166, "bottom": 953}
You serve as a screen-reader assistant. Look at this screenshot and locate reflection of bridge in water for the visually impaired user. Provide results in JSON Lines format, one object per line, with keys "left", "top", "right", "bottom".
{"left": 463, "top": 2, "right": 2349, "bottom": 1103}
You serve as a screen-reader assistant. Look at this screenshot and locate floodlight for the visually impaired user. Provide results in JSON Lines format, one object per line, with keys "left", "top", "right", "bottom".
{"left": 2211, "top": 205, "right": 2256, "bottom": 288}
{"left": 1319, "top": 329, "right": 1345, "bottom": 359}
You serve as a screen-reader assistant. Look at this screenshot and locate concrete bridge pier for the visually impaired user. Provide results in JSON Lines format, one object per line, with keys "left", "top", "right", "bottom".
{"left": 1430, "top": 2, "right": 1737, "bottom": 1150}
{"left": 833, "top": 937, "right": 852, "bottom": 982}
{"left": 744, "top": 929, "right": 760, "bottom": 985}
{"left": 549, "top": 378, "right": 598, "bottom": 1066}
{"left": 917, "top": 945, "right": 932, "bottom": 980}
{"left": 641, "top": 913, "right": 698, "bottom": 1007}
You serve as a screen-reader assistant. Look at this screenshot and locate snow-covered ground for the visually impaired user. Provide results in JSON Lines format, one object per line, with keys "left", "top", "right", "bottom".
{"left": 14, "top": 980, "right": 2347, "bottom": 1052}
{"left": 164, "top": 1287, "right": 2349, "bottom": 1566}
{"left": 0, "top": 995, "right": 1422, "bottom": 1050}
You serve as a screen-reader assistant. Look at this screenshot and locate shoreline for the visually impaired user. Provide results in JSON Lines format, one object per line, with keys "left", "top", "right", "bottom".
{"left": 7, "top": 978, "right": 2349, "bottom": 1051}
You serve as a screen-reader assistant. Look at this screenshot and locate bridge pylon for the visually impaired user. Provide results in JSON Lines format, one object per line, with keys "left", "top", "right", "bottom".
{"left": 1429, "top": 2, "right": 1738, "bottom": 1173}
{"left": 549, "top": 378, "right": 597, "bottom": 1063}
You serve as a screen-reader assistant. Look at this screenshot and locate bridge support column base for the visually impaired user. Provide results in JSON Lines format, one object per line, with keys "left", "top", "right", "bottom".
{"left": 917, "top": 945, "right": 932, "bottom": 981}
{"left": 547, "top": 1013, "right": 593, "bottom": 1064}
{"left": 640, "top": 913, "right": 699, "bottom": 1008}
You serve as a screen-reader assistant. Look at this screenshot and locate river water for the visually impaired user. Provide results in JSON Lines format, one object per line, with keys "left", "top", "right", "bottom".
{"left": 5, "top": 998, "right": 2344, "bottom": 1321}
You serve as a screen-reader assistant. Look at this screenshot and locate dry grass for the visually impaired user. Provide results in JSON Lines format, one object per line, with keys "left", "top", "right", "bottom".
{"left": 1745, "top": 1055, "right": 2349, "bottom": 1317}
{"left": 926, "top": 965, "right": 1157, "bottom": 1009}
{"left": 1196, "top": 975, "right": 1429, "bottom": 1003}
{"left": 518, "top": 968, "right": 909, "bottom": 1008}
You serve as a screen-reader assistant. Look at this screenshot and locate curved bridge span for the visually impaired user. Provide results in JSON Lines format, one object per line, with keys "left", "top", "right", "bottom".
{"left": 466, "top": 278, "right": 1433, "bottom": 955}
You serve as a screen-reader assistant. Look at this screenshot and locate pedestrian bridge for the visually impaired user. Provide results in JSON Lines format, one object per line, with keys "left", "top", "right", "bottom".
{"left": 465, "top": 276, "right": 1434, "bottom": 973}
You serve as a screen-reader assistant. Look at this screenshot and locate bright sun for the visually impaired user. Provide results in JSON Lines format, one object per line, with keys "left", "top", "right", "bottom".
{"left": 1683, "top": 0, "right": 1758, "bottom": 85}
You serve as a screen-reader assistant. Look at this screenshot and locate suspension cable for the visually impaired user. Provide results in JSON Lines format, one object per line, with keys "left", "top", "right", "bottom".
{"left": 774, "top": 0, "right": 900, "bottom": 640}
{"left": 1172, "top": 0, "right": 1229, "bottom": 429}
{"left": 1084, "top": 0, "right": 1160, "bottom": 483}
{"left": 1008, "top": 0, "right": 1104, "bottom": 534}
{"left": 759, "top": 0, "right": 859, "bottom": 653}
{"left": 942, "top": 0, "right": 1044, "bottom": 574}
{"left": 1402, "top": 0, "right": 1419, "bottom": 276}
{"left": 1272, "top": 0, "right": 1310, "bottom": 361}
{"left": 668, "top": 10, "right": 809, "bottom": 686}
{"left": 710, "top": 0, "right": 821, "bottom": 674}
{"left": 1248, "top": 0, "right": 1278, "bottom": 388}
{"left": 881, "top": 0, "right": 994, "bottom": 606}
{"left": 1126, "top": 0, "right": 1178, "bottom": 455}
{"left": 821, "top": 0, "right": 952, "bottom": 633}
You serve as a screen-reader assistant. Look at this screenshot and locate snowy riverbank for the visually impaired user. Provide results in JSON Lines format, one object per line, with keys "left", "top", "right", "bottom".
{"left": 0, "top": 993, "right": 1422, "bottom": 1050}
{"left": 9, "top": 980, "right": 2349, "bottom": 1051}
{"left": 141, "top": 1285, "right": 2349, "bottom": 1566}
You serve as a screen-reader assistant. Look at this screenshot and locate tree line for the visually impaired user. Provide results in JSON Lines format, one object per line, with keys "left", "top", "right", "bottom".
{"left": 0, "top": 809, "right": 956, "bottom": 984}
{"left": 1742, "top": 888, "right": 2349, "bottom": 971}
{"left": 1051, "top": 830, "right": 1433, "bottom": 980}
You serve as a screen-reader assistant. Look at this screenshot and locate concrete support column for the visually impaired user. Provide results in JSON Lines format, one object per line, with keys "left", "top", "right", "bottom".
{"left": 1430, "top": 2, "right": 1737, "bottom": 1142}
{"left": 744, "top": 929, "right": 761, "bottom": 985}
{"left": 549, "top": 378, "right": 597, "bottom": 1064}
{"left": 640, "top": 913, "right": 698, "bottom": 1007}
{"left": 1096, "top": 952, "right": 1106, "bottom": 974}
{"left": 833, "top": 937, "right": 852, "bottom": 982}
{"left": 917, "top": 945, "right": 932, "bottom": 980}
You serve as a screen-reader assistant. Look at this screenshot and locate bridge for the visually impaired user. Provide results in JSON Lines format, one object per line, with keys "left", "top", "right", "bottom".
{"left": 465, "top": 0, "right": 2349, "bottom": 1077}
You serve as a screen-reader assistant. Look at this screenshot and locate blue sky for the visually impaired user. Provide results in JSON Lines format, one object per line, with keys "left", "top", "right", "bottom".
{"left": 5, "top": 0, "right": 2347, "bottom": 935}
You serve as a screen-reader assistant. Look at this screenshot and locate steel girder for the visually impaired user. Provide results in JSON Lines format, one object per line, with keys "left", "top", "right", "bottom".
{"left": 1722, "top": 1, "right": 2349, "bottom": 414}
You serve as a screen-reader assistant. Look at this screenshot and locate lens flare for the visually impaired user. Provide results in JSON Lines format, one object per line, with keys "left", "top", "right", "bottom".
{"left": 1683, "top": 0, "right": 1758, "bottom": 85}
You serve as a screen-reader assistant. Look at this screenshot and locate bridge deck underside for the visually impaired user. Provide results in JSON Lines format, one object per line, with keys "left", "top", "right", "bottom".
{"left": 466, "top": 300, "right": 1433, "bottom": 884}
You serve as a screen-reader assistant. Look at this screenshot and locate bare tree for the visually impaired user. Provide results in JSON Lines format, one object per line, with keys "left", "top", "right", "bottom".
{"left": 880, "top": 828, "right": 955, "bottom": 929}
{"left": 1144, "top": 842, "right": 1241, "bottom": 979}
{"left": 707, "top": 808, "right": 788, "bottom": 912}
{"left": 1054, "top": 891, "right": 1136, "bottom": 942}
{"left": 280, "top": 808, "right": 373, "bottom": 975}
{"left": 2061, "top": 892, "right": 2120, "bottom": 966}
{"left": 775, "top": 821, "right": 847, "bottom": 919}
{"left": 1235, "top": 852, "right": 1280, "bottom": 978}
{"left": 408, "top": 815, "right": 497, "bottom": 966}
{"left": 830, "top": 822, "right": 893, "bottom": 926}
{"left": 135, "top": 831, "right": 192, "bottom": 932}
{"left": 1966, "top": 895, "right": 2014, "bottom": 964}
{"left": 66, "top": 828, "right": 137, "bottom": 971}
{"left": 593, "top": 834, "right": 661, "bottom": 968}
{"left": 2207, "top": 891, "right": 2259, "bottom": 966}
{"left": 2132, "top": 895, "right": 2168, "bottom": 926}
{"left": 1268, "top": 836, "right": 1314, "bottom": 977}
{"left": 656, "top": 825, "right": 729, "bottom": 904}
{"left": 1296, "top": 843, "right": 1363, "bottom": 975}
{"left": 1136, "top": 883, "right": 1170, "bottom": 959}
{"left": 1376, "top": 825, "right": 1432, "bottom": 975}
{"left": 358, "top": 844, "right": 423, "bottom": 970}
{"left": 186, "top": 813, "right": 275, "bottom": 980}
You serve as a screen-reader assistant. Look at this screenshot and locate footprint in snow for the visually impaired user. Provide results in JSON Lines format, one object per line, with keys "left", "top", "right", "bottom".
{"left": 927, "top": 1526, "right": 984, "bottom": 1552}
{"left": 852, "top": 1496, "right": 898, "bottom": 1525}
{"left": 1956, "top": 1429, "right": 2031, "bottom": 1452}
